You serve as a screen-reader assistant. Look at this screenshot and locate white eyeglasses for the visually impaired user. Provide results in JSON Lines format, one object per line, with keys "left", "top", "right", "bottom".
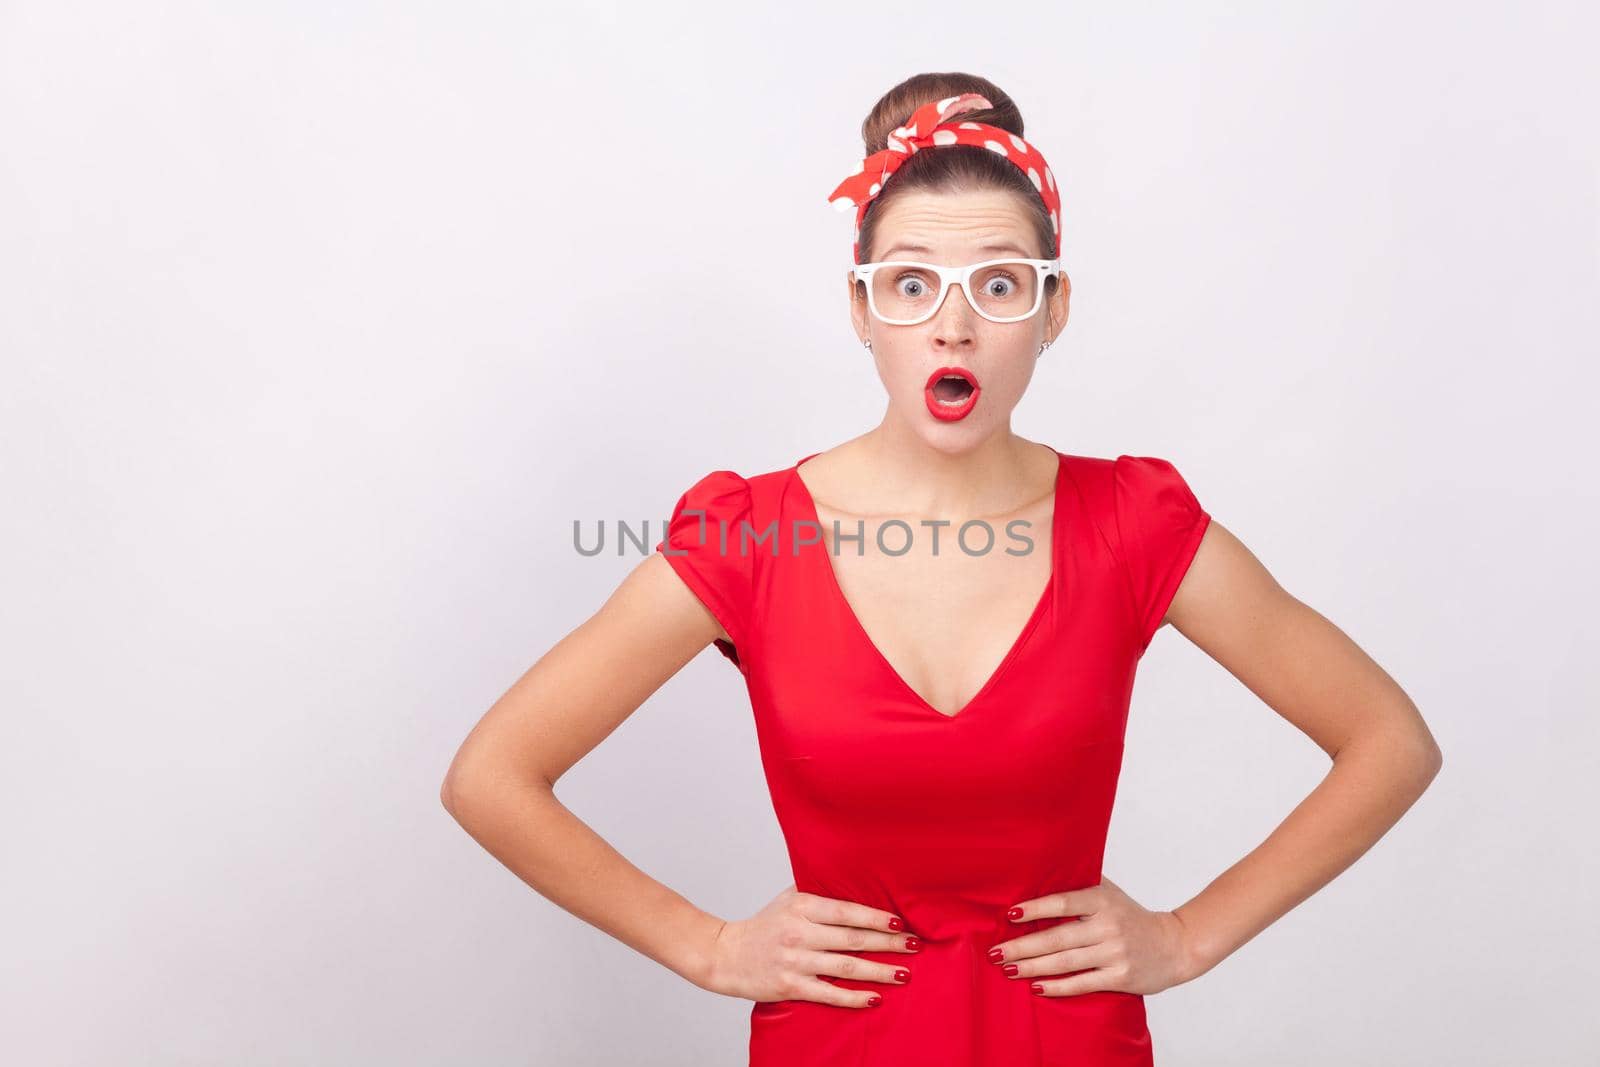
{"left": 851, "top": 257, "right": 1062, "bottom": 326}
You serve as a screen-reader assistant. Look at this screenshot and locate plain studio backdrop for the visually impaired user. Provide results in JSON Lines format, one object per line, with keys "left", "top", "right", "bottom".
{"left": 2, "top": 2, "right": 1595, "bottom": 1064}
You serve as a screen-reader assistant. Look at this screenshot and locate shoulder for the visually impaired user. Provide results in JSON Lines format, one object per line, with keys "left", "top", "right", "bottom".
{"left": 1058, "top": 452, "right": 1193, "bottom": 492}
{"left": 1059, "top": 450, "right": 1201, "bottom": 494}
{"left": 658, "top": 460, "right": 810, "bottom": 554}
{"left": 664, "top": 468, "right": 751, "bottom": 518}
{"left": 1059, "top": 452, "right": 1209, "bottom": 556}
{"left": 661, "top": 463, "right": 797, "bottom": 520}
{"left": 1108, "top": 454, "right": 1207, "bottom": 526}
{"left": 1059, "top": 452, "right": 1212, "bottom": 652}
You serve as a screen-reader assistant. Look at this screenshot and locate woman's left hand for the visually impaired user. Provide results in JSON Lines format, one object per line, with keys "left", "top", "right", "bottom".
{"left": 985, "top": 876, "right": 1201, "bottom": 997}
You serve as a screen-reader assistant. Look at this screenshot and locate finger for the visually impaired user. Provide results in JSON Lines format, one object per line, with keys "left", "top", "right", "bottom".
{"left": 999, "top": 941, "right": 1114, "bottom": 980}
{"left": 1007, "top": 887, "right": 1098, "bottom": 923}
{"left": 1030, "top": 967, "right": 1116, "bottom": 998}
{"left": 790, "top": 974, "right": 887, "bottom": 1010}
{"left": 988, "top": 916, "right": 1103, "bottom": 964}
{"left": 798, "top": 948, "right": 912, "bottom": 988}
{"left": 809, "top": 923, "right": 922, "bottom": 954}
{"left": 796, "top": 894, "right": 909, "bottom": 935}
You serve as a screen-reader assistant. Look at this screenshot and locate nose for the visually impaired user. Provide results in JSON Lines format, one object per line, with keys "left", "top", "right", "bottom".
{"left": 929, "top": 279, "right": 978, "bottom": 346}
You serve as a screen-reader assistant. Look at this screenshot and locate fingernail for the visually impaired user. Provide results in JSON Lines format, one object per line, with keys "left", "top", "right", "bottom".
{"left": 987, "top": 948, "right": 1004, "bottom": 963}
{"left": 905, "top": 936, "right": 921, "bottom": 951}
{"left": 888, "top": 916, "right": 904, "bottom": 931}
{"left": 1003, "top": 963, "right": 1019, "bottom": 976}
{"left": 1006, "top": 907, "right": 1024, "bottom": 920}
{"left": 894, "top": 968, "right": 910, "bottom": 983}
{"left": 1030, "top": 982, "right": 1044, "bottom": 995}
{"left": 867, "top": 994, "right": 882, "bottom": 1007}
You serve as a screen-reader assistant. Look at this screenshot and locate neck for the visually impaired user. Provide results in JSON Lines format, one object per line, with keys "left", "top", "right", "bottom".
{"left": 848, "top": 418, "right": 1051, "bottom": 518}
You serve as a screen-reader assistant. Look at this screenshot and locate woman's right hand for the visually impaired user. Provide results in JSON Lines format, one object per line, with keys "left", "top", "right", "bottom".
{"left": 702, "top": 884, "right": 920, "bottom": 1008}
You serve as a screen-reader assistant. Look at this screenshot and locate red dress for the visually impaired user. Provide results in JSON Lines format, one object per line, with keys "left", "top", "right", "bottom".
{"left": 654, "top": 448, "right": 1211, "bottom": 1067}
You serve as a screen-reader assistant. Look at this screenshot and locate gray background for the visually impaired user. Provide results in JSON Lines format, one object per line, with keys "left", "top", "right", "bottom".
{"left": 3, "top": 1, "right": 1596, "bottom": 1064}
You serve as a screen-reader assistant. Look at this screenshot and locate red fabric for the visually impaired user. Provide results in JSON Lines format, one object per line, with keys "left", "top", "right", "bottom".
{"left": 826, "top": 92, "right": 1063, "bottom": 264}
{"left": 656, "top": 449, "right": 1211, "bottom": 1066}
{"left": 656, "top": 470, "right": 757, "bottom": 671}
{"left": 1111, "top": 456, "right": 1213, "bottom": 654}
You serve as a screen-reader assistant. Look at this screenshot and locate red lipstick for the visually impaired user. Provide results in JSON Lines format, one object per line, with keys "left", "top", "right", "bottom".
{"left": 925, "top": 366, "right": 980, "bottom": 421}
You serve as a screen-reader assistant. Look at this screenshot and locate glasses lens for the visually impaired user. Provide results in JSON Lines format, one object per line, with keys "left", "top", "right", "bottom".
{"left": 870, "top": 263, "right": 941, "bottom": 323}
{"left": 969, "top": 261, "right": 1039, "bottom": 320}
{"left": 870, "top": 261, "right": 1039, "bottom": 323}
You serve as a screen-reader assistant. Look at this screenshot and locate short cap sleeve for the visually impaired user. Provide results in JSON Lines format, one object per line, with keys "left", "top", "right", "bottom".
{"left": 1112, "top": 455, "right": 1212, "bottom": 652}
{"left": 654, "top": 469, "right": 756, "bottom": 668}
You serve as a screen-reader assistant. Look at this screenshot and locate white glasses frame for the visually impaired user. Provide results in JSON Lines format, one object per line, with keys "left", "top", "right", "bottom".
{"left": 850, "top": 257, "right": 1063, "bottom": 326}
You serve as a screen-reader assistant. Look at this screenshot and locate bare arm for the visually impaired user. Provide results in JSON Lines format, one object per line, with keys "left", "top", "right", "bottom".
{"left": 1161, "top": 520, "right": 1444, "bottom": 981}
{"left": 439, "top": 552, "right": 733, "bottom": 989}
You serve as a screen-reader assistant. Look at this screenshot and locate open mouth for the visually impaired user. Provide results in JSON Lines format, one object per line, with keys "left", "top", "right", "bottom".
{"left": 924, "top": 366, "right": 981, "bottom": 421}
{"left": 932, "top": 375, "right": 974, "bottom": 404}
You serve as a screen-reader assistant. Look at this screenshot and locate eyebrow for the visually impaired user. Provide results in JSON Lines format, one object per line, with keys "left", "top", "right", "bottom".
{"left": 879, "top": 241, "right": 1033, "bottom": 260}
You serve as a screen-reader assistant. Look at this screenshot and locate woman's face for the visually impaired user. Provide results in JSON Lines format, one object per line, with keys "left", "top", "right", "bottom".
{"left": 849, "top": 188, "right": 1070, "bottom": 446}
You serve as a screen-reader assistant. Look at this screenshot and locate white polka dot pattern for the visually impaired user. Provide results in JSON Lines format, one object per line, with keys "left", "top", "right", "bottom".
{"left": 825, "top": 92, "right": 1063, "bottom": 263}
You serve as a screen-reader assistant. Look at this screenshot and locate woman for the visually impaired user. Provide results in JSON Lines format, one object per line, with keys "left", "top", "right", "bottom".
{"left": 441, "top": 72, "right": 1443, "bottom": 1066}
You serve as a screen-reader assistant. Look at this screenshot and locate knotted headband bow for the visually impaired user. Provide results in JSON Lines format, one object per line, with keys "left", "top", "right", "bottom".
{"left": 826, "top": 92, "right": 1061, "bottom": 264}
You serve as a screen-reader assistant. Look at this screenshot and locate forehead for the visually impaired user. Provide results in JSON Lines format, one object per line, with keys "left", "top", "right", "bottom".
{"left": 871, "top": 189, "right": 1038, "bottom": 261}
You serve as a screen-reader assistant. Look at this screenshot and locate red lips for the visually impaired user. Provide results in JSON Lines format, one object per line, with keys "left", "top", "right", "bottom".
{"left": 925, "top": 366, "right": 980, "bottom": 421}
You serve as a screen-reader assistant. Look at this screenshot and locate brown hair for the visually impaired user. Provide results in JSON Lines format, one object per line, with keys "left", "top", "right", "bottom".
{"left": 854, "top": 72, "right": 1058, "bottom": 282}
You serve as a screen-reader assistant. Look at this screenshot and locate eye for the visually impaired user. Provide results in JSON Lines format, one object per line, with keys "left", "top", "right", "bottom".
{"left": 983, "top": 274, "right": 1018, "bottom": 298}
{"left": 893, "top": 272, "right": 933, "bottom": 298}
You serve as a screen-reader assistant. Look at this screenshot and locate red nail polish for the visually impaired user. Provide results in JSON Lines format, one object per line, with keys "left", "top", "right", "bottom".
{"left": 867, "top": 994, "right": 882, "bottom": 1007}
{"left": 905, "top": 936, "right": 921, "bottom": 951}
{"left": 1006, "top": 907, "right": 1024, "bottom": 920}
{"left": 894, "top": 968, "right": 910, "bottom": 983}
{"left": 987, "top": 948, "right": 1004, "bottom": 963}
{"left": 1030, "top": 982, "right": 1044, "bottom": 995}
{"left": 888, "top": 916, "right": 904, "bottom": 931}
{"left": 1003, "top": 963, "right": 1019, "bottom": 977}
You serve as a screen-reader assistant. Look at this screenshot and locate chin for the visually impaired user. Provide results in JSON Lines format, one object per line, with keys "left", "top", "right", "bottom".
{"left": 910, "top": 410, "right": 998, "bottom": 450}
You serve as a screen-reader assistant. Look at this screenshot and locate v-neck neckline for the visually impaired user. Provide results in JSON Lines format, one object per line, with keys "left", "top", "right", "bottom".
{"left": 789, "top": 447, "right": 1064, "bottom": 722}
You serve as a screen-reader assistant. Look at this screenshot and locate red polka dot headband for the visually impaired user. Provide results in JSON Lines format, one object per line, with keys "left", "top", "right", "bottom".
{"left": 826, "top": 92, "right": 1061, "bottom": 264}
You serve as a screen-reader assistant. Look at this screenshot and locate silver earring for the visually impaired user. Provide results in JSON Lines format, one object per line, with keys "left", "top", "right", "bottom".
{"left": 863, "top": 339, "right": 872, "bottom": 351}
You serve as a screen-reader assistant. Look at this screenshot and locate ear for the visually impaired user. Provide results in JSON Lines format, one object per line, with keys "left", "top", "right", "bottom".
{"left": 1043, "top": 271, "right": 1071, "bottom": 345}
{"left": 847, "top": 270, "right": 870, "bottom": 343}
